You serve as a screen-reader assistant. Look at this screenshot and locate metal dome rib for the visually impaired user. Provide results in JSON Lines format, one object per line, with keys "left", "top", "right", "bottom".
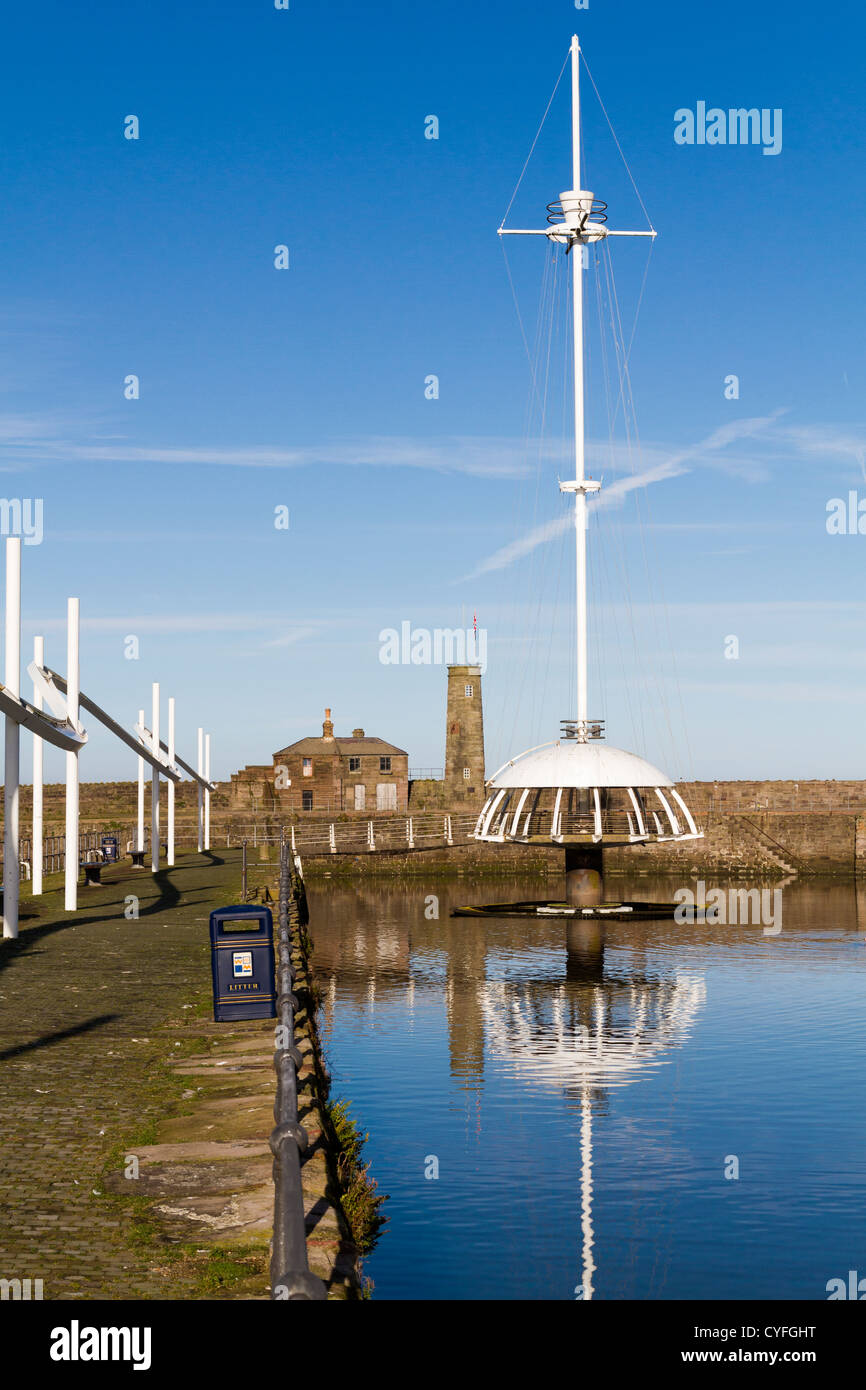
{"left": 488, "top": 741, "right": 673, "bottom": 790}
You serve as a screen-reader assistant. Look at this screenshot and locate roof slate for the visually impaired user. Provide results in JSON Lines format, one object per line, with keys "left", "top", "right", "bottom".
{"left": 273, "top": 735, "right": 408, "bottom": 758}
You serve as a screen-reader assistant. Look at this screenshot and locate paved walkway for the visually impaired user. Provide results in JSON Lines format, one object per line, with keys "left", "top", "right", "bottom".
{"left": 0, "top": 850, "right": 247, "bottom": 1299}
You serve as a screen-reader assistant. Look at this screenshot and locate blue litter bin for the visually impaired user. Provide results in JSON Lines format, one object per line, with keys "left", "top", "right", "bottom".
{"left": 101, "top": 835, "right": 118, "bottom": 863}
{"left": 209, "top": 905, "right": 277, "bottom": 1022}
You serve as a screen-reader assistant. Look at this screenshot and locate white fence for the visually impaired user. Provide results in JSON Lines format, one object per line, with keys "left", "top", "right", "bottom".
{"left": 233, "top": 812, "right": 482, "bottom": 856}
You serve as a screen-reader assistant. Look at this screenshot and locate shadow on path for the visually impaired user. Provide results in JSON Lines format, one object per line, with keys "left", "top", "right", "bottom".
{"left": 0, "top": 850, "right": 232, "bottom": 979}
{"left": 0, "top": 1013, "right": 120, "bottom": 1062}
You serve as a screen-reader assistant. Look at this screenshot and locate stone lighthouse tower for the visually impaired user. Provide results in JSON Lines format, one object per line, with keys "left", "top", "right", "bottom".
{"left": 444, "top": 665, "right": 485, "bottom": 806}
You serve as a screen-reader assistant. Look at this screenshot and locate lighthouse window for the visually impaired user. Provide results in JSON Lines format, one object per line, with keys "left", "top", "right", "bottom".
{"left": 302, "top": 758, "right": 313, "bottom": 777}
{"left": 463, "top": 767, "right": 471, "bottom": 780}
{"left": 465, "top": 684, "right": 473, "bottom": 697}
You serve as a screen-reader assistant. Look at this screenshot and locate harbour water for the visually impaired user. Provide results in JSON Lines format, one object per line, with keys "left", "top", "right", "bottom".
{"left": 312, "top": 873, "right": 866, "bottom": 1301}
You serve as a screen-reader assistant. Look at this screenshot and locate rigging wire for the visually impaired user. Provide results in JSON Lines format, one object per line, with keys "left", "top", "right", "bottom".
{"left": 580, "top": 49, "right": 655, "bottom": 232}
{"left": 591, "top": 247, "right": 644, "bottom": 752}
{"left": 609, "top": 250, "right": 697, "bottom": 780}
{"left": 602, "top": 240, "right": 689, "bottom": 778}
{"left": 500, "top": 45, "right": 572, "bottom": 229}
{"left": 488, "top": 42, "right": 699, "bottom": 787}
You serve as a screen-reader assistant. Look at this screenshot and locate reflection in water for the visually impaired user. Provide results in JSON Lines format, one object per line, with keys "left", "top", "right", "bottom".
{"left": 480, "top": 928, "right": 705, "bottom": 1299}
{"left": 310, "top": 873, "right": 866, "bottom": 1300}
{"left": 312, "top": 878, "right": 707, "bottom": 1300}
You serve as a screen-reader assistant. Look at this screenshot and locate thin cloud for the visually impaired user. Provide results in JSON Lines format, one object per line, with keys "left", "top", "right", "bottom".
{"left": 461, "top": 411, "right": 787, "bottom": 580}
{"left": 0, "top": 421, "right": 542, "bottom": 479}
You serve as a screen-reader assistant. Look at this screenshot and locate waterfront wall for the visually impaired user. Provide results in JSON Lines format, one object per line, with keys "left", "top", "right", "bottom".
{"left": 299, "top": 810, "right": 866, "bottom": 879}
{"left": 4, "top": 778, "right": 865, "bottom": 875}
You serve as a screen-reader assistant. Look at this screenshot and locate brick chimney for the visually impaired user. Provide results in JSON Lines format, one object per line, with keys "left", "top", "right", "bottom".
{"left": 352, "top": 727, "right": 365, "bottom": 738}
{"left": 322, "top": 707, "right": 334, "bottom": 742}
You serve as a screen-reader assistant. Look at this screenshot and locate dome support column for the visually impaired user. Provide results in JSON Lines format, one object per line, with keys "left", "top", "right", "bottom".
{"left": 564, "top": 843, "right": 604, "bottom": 906}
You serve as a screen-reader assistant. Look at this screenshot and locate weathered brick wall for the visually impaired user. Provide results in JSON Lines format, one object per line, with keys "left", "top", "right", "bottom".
{"left": 408, "top": 778, "right": 446, "bottom": 810}
{"left": 679, "top": 780, "right": 866, "bottom": 813}
{"left": 444, "top": 665, "right": 485, "bottom": 806}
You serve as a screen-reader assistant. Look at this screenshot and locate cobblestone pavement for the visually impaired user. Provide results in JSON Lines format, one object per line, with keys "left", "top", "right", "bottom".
{"left": 0, "top": 850, "right": 247, "bottom": 1299}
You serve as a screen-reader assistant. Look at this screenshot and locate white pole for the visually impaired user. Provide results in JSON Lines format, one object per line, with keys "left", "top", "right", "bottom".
{"left": 137, "top": 709, "right": 145, "bottom": 853}
{"left": 571, "top": 34, "right": 581, "bottom": 189}
{"left": 571, "top": 34, "right": 588, "bottom": 728}
{"left": 64, "top": 596, "right": 80, "bottom": 912}
{"left": 204, "top": 733, "right": 211, "bottom": 851}
{"left": 167, "top": 696, "right": 175, "bottom": 866}
{"left": 32, "top": 635, "right": 44, "bottom": 896}
{"left": 151, "top": 682, "right": 159, "bottom": 873}
{"left": 3, "top": 539, "right": 21, "bottom": 939}
{"left": 197, "top": 727, "right": 203, "bottom": 853}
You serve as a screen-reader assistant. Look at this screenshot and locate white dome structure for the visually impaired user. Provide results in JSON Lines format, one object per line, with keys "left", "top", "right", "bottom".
{"left": 475, "top": 740, "right": 701, "bottom": 848}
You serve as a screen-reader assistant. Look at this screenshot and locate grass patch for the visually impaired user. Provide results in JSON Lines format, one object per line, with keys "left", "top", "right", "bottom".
{"left": 326, "top": 1098, "right": 388, "bottom": 1256}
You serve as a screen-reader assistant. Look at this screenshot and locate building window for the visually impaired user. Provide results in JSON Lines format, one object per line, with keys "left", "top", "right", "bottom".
{"left": 463, "top": 767, "right": 471, "bottom": 780}
{"left": 379, "top": 756, "right": 391, "bottom": 772}
{"left": 465, "top": 684, "right": 474, "bottom": 697}
{"left": 302, "top": 758, "right": 312, "bottom": 777}
{"left": 302, "top": 790, "right": 313, "bottom": 810}
{"left": 349, "top": 756, "right": 361, "bottom": 772}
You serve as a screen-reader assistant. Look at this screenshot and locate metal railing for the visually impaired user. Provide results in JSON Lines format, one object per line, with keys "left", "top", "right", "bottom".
{"left": 269, "top": 842, "right": 326, "bottom": 1300}
{"left": 224, "top": 813, "right": 481, "bottom": 857}
{"left": 280, "top": 811, "right": 478, "bottom": 856}
{"left": 10, "top": 829, "right": 126, "bottom": 879}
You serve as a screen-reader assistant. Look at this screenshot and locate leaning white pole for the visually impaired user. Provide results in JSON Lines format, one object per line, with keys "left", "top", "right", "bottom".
{"left": 64, "top": 597, "right": 80, "bottom": 912}
{"left": 204, "top": 733, "right": 211, "bottom": 851}
{"left": 151, "top": 682, "right": 160, "bottom": 873}
{"left": 137, "top": 709, "right": 145, "bottom": 853}
{"left": 197, "top": 727, "right": 203, "bottom": 853}
{"left": 570, "top": 34, "right": 588, "bottom": 729}
{"left": 32, "top": 635, "right": 44, "bottom": 896}
{"left": 3, "top": 539, "right": 21, "bottom": 938}
{"left": 167, "top": 696, "right": 175, "bottom": 867}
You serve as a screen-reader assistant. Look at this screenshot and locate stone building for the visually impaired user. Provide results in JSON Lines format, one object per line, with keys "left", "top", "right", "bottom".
{"left": 443, "top": 664, "right": 485, "bottom": 805}
{"left": 272, "top": 709, "right": 408, "bottom": 814}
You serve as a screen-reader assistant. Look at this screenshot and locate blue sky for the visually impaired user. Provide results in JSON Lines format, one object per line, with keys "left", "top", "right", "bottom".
{"left": 0, "top": 0, "right": 864, "bottom": 784}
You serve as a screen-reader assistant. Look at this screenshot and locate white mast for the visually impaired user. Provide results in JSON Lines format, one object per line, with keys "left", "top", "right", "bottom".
{"left": 499, "top": 33, "right": 655, "bottom": 742}
{"left": 204, "top": 732, "right": 211, "bottom": 851}
{"left": 151, "top": 682, "right": 160, "bottom": 873}
{"left": 137, "top": 709, "right": 145, "bottom": 854}
{"left": 64, "top": 597, "right": 80, "bottom": 911}
{"left": 569, "top": 35, "right": 588, "bottom": 729}
{"left": 32, "top": 635, "right": 44, "bottom": 896}
{"left": 4, "top": 539, "right": 21, "bottom": 937}
{"left": 167, "top": 696, "right": 175, "bottom": 866}
{"left": 197, "top": 727, "right": 204, "bottom": 852}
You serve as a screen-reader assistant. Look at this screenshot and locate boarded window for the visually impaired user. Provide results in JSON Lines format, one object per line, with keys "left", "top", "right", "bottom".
{"left": 354, "top": 784, "right": 366, "bottom": 811}
{"left": 302, "top": 758, "right": 313, "bottom": 777}
{"left": 376, "top": 783, "right": 397, "bottom": 811}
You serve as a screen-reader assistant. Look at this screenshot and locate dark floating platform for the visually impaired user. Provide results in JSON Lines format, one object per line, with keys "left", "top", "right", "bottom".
{"left": 451, "top": 900, "right": 682, "bottom": 921}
